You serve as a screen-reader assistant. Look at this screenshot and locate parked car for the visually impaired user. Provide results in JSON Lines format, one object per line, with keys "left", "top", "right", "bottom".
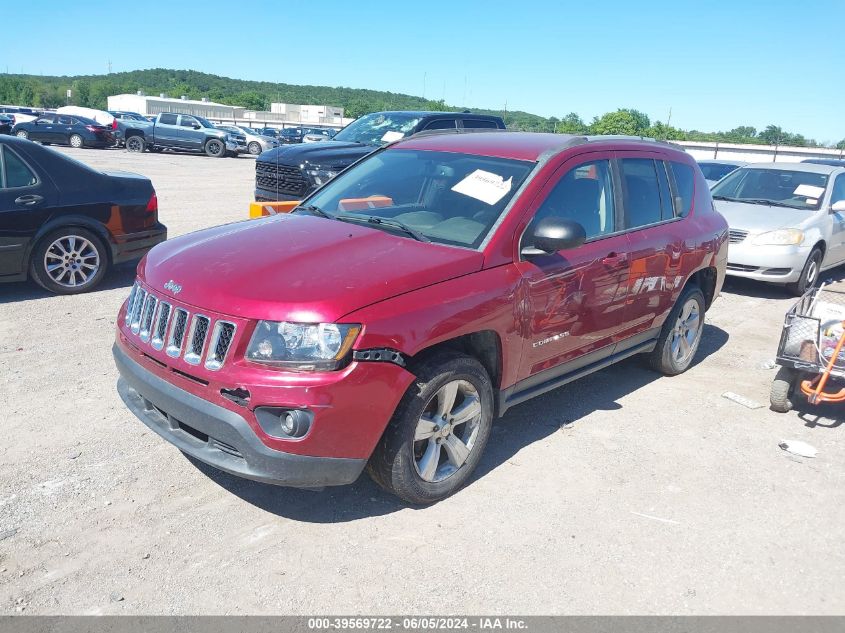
{"left": 56, "top": 105, "right": 115, "bottom": 128}
{"left": 123, "top": 112, "right": 245, "bottom": 157}
{"left": 0, "top": 115, "right": 13, "bottom": 135}
{"left": 255, "top": 111, "right": 507, "bottom": 201}
{"left": 277, "top": 128, "right": 303, "bottom": 144}
{"left": 302, "top": 128, "right": 333, "bottom": 143}
{"left": 803, "top": 158, "right": 845, "bottom": 167}
{"left": 114, "top": 132, "right": 726, "bottom": 503}
{"left": 13, "top": 113, "right": 115, "bottom": 149}
{"left": 0, "top": 106, "right": 41, "bottom": 125}
{"left": 697, "top": 159, "right": 746, "bottom": 187}
{"left": 256, "top": 128, "right": 279, "bottom": 139}
{"left": 713, "top": 162, "right": 845, "bottom": 295}
{"left": 215, "top": 124, "right": 279, "bottom": 155}
{"left": 0, "top": 135, "right": 166, "bottom": 294}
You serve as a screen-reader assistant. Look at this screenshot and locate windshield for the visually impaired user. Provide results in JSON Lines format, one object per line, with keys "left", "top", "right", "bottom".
{"left": 711, "top": 168, "right": 829, "bottom": 210}
{"left": 195, "top": 116, "right": 215, "bottom": 129}
{"left": 303, "top": 149, "right": 535, "bottom": 248}
{"left": 333, "top": 112, "right": 422, "bottom": 146}
{"left": 700, "top": 163, "right": 740, "bottom": 182}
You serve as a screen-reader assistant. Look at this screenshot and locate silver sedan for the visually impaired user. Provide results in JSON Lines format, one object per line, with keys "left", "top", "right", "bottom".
{"left": 215, "top": 125, "right": 279, "bottom": 155}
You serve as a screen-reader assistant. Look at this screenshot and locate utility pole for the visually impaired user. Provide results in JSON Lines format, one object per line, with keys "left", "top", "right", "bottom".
{"left": 108, "top": 60, "right": 112, "bottom": 74}
{"left": 667, "top": 106, "right": 672, "bottom": 127}
{"left": 422, "top": 72, "right": 426, "bottom": 99}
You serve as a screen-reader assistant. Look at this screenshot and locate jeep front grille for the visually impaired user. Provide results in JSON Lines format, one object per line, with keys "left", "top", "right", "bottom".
{"left": 123, "top": 282, "right": 236, "bottom": 371}
{"left": 255, "top": 160, "right": 309, "bottom": 196}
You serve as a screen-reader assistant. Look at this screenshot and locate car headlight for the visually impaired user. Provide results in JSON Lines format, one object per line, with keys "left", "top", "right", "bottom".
{"left": 751, "top": 229, "right": 805, "bottom": 246}
{"left": 246, "top": 321, "right": 361, "bottom": 371}
{"left": 305, "top": 167, "right": 339, "bottom": 186}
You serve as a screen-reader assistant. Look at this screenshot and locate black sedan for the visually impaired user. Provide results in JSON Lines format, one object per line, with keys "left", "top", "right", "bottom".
{"left": 12, "top": 113, "right": 115, "bottom": 149}
{"left": 0, "top": 115, "right": 13, "bottom": 135}
{"left": 0, "top": 135, "right": 166, "bottom": 294}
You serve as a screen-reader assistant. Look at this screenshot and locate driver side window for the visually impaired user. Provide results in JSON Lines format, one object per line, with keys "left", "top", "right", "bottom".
{"left": 832, "top": 175, "right": 845, "bottom": 205}
{"left": 533, "top": 160, "right": 616, "bottom": 240}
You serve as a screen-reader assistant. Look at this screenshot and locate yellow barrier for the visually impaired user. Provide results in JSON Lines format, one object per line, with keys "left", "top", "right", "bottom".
{"left": 249, "top": 200, "right": 301, "bottom": 219}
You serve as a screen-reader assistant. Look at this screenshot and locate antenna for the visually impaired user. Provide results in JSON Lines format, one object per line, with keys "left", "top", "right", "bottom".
{"left": 667, "top": 106, "right": 672, "bottom": 127}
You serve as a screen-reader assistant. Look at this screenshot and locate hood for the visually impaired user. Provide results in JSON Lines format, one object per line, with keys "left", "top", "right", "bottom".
{"left": 258, "top": 140, "right": 374, "bottom": 169}
{"left": 139, "top": 214, "right": 483, "bottom": 322}
{"left": 714, "top": 199, "right": 815, "bottom": 233}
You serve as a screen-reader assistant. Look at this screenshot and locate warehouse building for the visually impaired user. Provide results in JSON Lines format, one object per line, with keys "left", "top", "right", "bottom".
{"left": 107, "top": 93, "right": 245, "bottom": 119}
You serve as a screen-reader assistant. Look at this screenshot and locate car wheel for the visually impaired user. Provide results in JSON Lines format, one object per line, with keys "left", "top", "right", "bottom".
{"left": 30, "top": 227, "right": 108, "bottom": 295}
{"left": 770, "top": 366, "right": 796, "bottom": 413}
{"left": 125, "top": 135, "right": 145, "bottom": 153}
{"left": 786, "top": 247, "right": 823, "bottom": 296}
{"left": 69, "top": 134, "right": 84, "bottom": 148}
{"left": 368, "top": 351, "right": 494, "bottom": 504}
{"left": 16, "top": 130, "right": 28, "bottom": 139}
{"left": 248, "top": 141, "right": 262, "bottom": 155}
{"left": 205, "top": 139, "right": 225, "bottom": 158}
{"left": 648, "top": 284, "right": 706, "bottom": 375}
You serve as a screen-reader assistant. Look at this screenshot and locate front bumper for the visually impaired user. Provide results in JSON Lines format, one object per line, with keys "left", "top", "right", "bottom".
{"left": 254, "top": 188, "right": 304, "bottom": 202}
{"left": 114, "top": 343, "right": 368, "bottom": 487}
{"left": 726, "top": 240, "right": 810, "bottom": 283}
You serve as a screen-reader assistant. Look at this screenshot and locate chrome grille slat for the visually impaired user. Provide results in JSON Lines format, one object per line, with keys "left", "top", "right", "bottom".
{"left": 124, "top": 283, "right": 139, "bottom": 326}
{"left": 184, "top": 315, "right": 211, "bottom": 366}
{"left": 139, "top": 296, "right": 158, "bottom": 342}
{"left": 204, "top": 321, "right": 237, "bottom": 371}
{"left": 151, "top": 302, "right": 172, "bottom": 351}
{"left": 129, "top": 289, "right": 147, "bottom": 334}
{"left": 166, "top": 308, "right": 189, "bottom": 358}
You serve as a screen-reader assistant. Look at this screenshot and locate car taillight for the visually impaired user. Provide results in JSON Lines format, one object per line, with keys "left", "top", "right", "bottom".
{"left": 112, "top": 119, "right": 118, "bottom": 130}
{"left": 146, "top": 192, "right": 158, "bottom": 213}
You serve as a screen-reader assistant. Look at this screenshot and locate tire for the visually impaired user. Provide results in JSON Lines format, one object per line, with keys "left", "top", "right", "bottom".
{"left": 30, "top": 227, "right": 108, "bottom": 295}
{"left": 125, "top": 135, "right": 145, "bottom": 153}
{"left": 648, "top": 284, "right": 706, "bottom": 375}
{"left": 69, "top": 134, "right": 84, "bottom": 148}
{"left": 786, "top": 247, "right": 823, "bottom": 296}
{"left": 149, "top": 146, "right": 163, "bottom": 153}
{"left": 770, "top": 366, "right": 796, "bottom": 413}
{"left": 248, "top": 141, "right": 262, "bottom": 155}
{"left": 204, "top": 138, "right": 225, "bottom": 158}
{"left": 15, "top": 130, "right": 28, "bottom": 139}
{"left": 367, "top": 351, "right": 494, "bottom": 504}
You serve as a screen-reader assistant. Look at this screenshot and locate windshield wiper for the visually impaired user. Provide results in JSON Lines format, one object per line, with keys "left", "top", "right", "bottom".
{"left": 738, "top": 198, "right": 801, "bottom": 209}
{"left": 336, "top": 214, "right": 430, "bottom": 242}
{"left": 713, "top": 195, "right": 741, "bottom": 201}
{"left": 294, "top": 204, "right": 332, "bottom": 219}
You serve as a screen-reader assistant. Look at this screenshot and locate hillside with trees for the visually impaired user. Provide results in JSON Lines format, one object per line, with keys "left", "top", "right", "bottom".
{"left": 0, "top": 69, "right": 841, "bottom": 149}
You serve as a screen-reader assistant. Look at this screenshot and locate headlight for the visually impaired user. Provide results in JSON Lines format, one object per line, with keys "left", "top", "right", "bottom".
{"left": 751, "top": 229, "right": 804, "bottom": 246}
{"left": 305, "top": 167, "right": 339, "bottom": 186}
{"left": 246, "top": 321, "right": 361, "bottom": 371}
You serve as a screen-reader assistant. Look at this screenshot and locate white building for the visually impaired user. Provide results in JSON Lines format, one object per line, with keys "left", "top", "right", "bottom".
{"left": 107, "top": 93, "right": 245, "bottom": 120}
{"left": 270, "top": 103, "right": 344, "bottom": 125}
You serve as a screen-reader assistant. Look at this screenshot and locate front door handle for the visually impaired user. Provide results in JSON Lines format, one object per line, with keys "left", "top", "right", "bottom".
{"left": 601, "top": 252, "right": 628, "bottom": 267}
{"left": 15, "top": 194, "right": 43, "bottom": 206}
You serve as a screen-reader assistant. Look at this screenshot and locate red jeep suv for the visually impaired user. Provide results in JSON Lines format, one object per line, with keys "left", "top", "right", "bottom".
{"left": 114, "top": 132, "right": 727, "bottom": 504}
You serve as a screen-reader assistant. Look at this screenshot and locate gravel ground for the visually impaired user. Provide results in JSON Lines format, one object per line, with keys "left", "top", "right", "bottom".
{"left": 1, "top": 146, "right": 843, "bottom": 615}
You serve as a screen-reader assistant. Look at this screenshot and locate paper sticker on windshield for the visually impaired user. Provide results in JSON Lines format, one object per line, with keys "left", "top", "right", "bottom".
{"left": 381, "top": 131, "right": 404, "bottom": 143}
{"left": 806, "top": 198, "right": 818, "bottom": 205}
{"left": 794, "top": 184, "right": 825, "bottom": 198}
{"left": 451, "top": 169, "right": 513, "bottom": 205}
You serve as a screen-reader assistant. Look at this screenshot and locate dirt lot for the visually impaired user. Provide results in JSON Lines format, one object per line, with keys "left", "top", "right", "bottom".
{"left": 1, "top": 147, "right": 844, "bottom": 615}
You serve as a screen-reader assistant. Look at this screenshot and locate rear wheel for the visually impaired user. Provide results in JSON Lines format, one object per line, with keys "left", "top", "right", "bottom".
{"left": 125, "top": 135, "right": 145, "bottom": 153}
{"left": 368, "top": 351, "right": 494, "bottom": 504}
{"left": 30, "top": 227, "right": 108, "bottom": 295}
{"left": 205, "top": 138, "right": 225, "bottom": 158}
{"left": 16, "top": 130, "right": 28, "bottom": 139}
{"left": 648, "top": 285, "right": 706, "bottom": 375}
{"left": 69, "top": 134, "right": 84, "bottom": 148}
{"left": 770, "top": 366, "right": 797, "bottom": 413}
{"left": 787, "top": 247, "right": 823, "bottom": 296}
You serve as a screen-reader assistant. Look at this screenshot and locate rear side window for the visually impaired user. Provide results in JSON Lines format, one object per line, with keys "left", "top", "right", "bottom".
{"left": 620, "top": 158, "right": 662, "bottom": 228}
{"left": 58, "top": 116, "right": 73, "bottom": 125}
{"left": 671, "top": 162, "right": 695, "bottom": 217}
{"left": 462, "top": 119, "right": 500, "bottom": 129}
{"left": 2, "top": 147, "right": 38, "bottom": 188}
{"left": 159, "top": 113, "right": 177, "bottom": 125}
{"left": 423, "top": 119, "right": 457, "bottom": 131}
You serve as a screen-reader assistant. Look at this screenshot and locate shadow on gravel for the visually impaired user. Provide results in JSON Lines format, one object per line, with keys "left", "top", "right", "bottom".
{"left": 193, "top": 324, "right": 729, "bottom": 523}
{"left": 0, "top": 263, "right": 136, "bottom": 304}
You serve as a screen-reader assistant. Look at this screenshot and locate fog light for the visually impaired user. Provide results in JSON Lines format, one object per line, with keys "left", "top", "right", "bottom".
{"left": 254, "top": 407, "right": 313, "bottom": 439}
{"left": 281, "top": 412, "right": 296, "bottom": 435}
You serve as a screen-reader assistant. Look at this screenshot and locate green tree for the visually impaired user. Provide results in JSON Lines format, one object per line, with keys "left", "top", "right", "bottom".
{"left": 72, "top": 80, "right": 90, "bottom": 107}
{"left": 590, "top": 109, "right": 649, "bottom": 136}
{"left": 837, "top": 139, "right": 845, "bottom": 150}
{"left": 557, "top": 112, "right": 588, "bottom": 134}
{"left": 758, "top": 125, "right": 785, "bottom": 145}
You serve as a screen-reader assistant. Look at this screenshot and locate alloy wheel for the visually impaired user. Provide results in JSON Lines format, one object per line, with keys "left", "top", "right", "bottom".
{"left": 43, "top": 235, "right": 100, "bottom": 288}
{"left": 413, "top": 380, "right": 483, "bottom": 483}
{"left": 69, "top": 135, "right": 83, "bottom": 148}
{"left": 16, "top": 130, "right": 28, "bottom": 138}
{"left": 670, "top": 298, "right": 702, "bottom": 364}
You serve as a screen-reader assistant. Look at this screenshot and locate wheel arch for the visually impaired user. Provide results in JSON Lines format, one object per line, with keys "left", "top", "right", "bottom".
{"left": 26, "top": 216, "right": 114, "bottom": 270}
{"left": 687, "top": 265, "right": 719, "bottom": 310}
{"left": 406, "top": 330, "right": 503, "bottom": 391}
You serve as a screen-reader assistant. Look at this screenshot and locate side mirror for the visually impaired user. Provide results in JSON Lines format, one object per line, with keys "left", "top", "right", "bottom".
{"left": 193, "top": 124, "right": 201, "bottom": 130}
{"left": 522, "top": 217, "right": 587, "bottom": 257}
{"left": 831, "top": 200, "right": 845, "bottom": 213}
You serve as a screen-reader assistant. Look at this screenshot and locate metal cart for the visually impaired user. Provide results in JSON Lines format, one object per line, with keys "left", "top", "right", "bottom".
{"left": 771, "top": 283, "right": 845, "bottom": 412}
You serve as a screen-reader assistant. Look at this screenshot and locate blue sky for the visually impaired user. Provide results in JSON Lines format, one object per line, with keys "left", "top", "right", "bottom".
{"left": 2, "top": 0, "right": 843, "bottom": 142}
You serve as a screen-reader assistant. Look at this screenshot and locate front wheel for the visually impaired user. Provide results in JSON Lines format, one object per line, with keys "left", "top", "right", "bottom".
{"left": 248, "top": 141, "right": 262, "bottom": 155}
{"left": 648, "top": 285, "right": 706, "bottom": 375}
{"left": 368, "top": 351, "right": 494, "bottom": 504}
{"left": 205, "top": 138, "right": 225, "bottom": 158}
{"left": 16, "top": 130, "right": 28, "bottom": 139}
{"left": 69, "top": 134, "right": 84, "bottom": 148}
{"left": 30, "top": 227, "right": 108, "bottom": 294}
{"left": 787, "top": 247, "right": 823, "bottom": 296}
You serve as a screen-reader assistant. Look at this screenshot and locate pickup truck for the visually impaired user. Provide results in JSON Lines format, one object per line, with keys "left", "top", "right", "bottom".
{"left": 124, "top": 112, "right": 246, "bottom": 157}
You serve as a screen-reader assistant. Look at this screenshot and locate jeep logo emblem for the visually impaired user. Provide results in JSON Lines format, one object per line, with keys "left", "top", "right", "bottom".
{"left": 164, "top": 280, "right": 182, "bottom": 295}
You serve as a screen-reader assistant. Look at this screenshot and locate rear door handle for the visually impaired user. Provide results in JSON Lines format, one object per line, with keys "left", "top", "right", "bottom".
{"left": 601, "top": 252, "right": 628, "bottom": 267}
{"left": 15, "top": 194, "right": 43, "bottom": 206}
